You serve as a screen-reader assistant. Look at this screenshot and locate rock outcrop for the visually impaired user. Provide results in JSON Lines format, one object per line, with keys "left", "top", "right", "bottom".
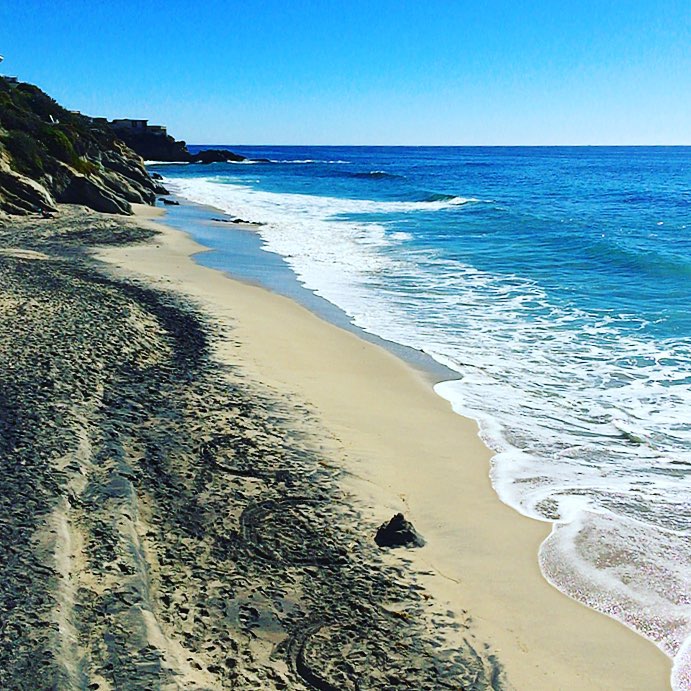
{"left": 55, "top": 165, "right": 132, "bottom": 215}
{"left": 374, "top": 513, "right": 425, "bottom": 548}
{"left": 113, "top": 130, "right": 245, "bottom": 165}
{"left": 0, "top": 150, "right": 57, "bottom": 215}
{"left": 189, "top": 148, "right": 244, "bottom": 164}
{"left": 112, "top": 128, "right": 191, "bottom": 163}
{"left": 0, "top": 77, "right": 166, "bottom": 215}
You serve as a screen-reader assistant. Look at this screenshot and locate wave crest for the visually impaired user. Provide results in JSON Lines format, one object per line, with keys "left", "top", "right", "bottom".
{"left": 424, "top": 193, "right": 480, "bottom": 205}
{"left": 350, "top": 170, "right": 404, "bottom": 180}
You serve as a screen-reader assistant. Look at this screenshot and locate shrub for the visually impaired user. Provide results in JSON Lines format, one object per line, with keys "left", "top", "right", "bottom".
{"left": 73, "top": 157, "right": 97, "bottom": 176}
{"left": 40, "top": 125, "right": 77, "bottom": 163}
{"left": 0, "top": 103, "right": 35, "bottom": 134}
{"left": 4, "top": 130, "right": 45, "bottom": 176}
{"left": 14, "top": 84, "right": 66, "bottom": 123}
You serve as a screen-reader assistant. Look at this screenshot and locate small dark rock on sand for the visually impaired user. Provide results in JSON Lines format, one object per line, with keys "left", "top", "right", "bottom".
{"left": 375, "top": 513, "right": 425, "bottom": 548}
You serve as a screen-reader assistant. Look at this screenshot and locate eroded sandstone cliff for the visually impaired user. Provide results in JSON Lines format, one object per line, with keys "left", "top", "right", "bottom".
{"left": 0, "top": 77, "right": 166, "bottom": 216}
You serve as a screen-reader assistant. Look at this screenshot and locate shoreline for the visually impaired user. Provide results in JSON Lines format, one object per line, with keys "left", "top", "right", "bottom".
{"left": 2, "top": 204, "right": 497, "bottom": 687}
{"left": 156, "top": 194, "right": 460, "bottom": 387}
{"left": 96, "top": 204, "right": 672, "bottom": 689}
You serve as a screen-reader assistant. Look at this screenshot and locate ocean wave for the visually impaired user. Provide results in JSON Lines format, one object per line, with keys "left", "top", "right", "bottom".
{"left": 149, "top": 158, "right": 352, "bottom": 166}
{"left": 424, "top": 192, "right": 479, "bottom": 204}
{"left": 162, "top": 176, "right": 479, "bottom": 214}
{"left": 540, "top": 510, "right": 691, "bottom": 683}
{"left": 266, "top": 159, "right": 350, "bottom": 164}
{"left": 145, "top": 160, "right": 190, "bottom": 165}
{"left": 587, "top": 235, "right": 691, "bottom": 281}
{"left": 349, "top": 170, "right": 405, "bottom": 180}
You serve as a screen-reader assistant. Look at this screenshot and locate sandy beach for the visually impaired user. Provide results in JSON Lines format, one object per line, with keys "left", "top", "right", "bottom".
{"left": 107, "top": 205, "right": 672, "bottom": 689}
{"left": 0, "top": 203, "right": 671, "bottom": 689}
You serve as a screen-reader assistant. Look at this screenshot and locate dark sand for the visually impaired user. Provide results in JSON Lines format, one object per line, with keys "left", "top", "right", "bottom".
{"left": 0, "top": 206, "right": 503, "bottom": 689}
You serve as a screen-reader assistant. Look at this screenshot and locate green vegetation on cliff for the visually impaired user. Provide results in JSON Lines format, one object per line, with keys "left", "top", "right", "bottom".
{"left": 0, "top": 77, "right": 165, "bottom": 215}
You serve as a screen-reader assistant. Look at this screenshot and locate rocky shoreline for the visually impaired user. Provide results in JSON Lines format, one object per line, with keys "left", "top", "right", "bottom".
{"left": 0, "top": 76, "right": 250, "bottom": 218}
{"left": 0, "top": 77, "right": 168, "bottom": 217}
{"left": 0, "top": 207, "right": 504, "bottom": 689}
{"left": 110, "top": 123, "right": 244, "bottom": 165}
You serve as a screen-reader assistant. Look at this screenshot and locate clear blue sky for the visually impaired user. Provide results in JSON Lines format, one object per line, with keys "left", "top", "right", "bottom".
{"left": 1, "top": 1, "right": 689, "bottom": 145}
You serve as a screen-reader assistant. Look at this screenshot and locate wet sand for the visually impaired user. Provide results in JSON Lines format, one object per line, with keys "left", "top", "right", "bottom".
{"left": 0, "top": 204, "right": 671, "bottom": 689}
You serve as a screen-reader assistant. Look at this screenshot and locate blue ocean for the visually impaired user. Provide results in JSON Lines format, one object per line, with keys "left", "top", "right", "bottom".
{"left": 150, "top": 146, "right": 691, "bottom": 686}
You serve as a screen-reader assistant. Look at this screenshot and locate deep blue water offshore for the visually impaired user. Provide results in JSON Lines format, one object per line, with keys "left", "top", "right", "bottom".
{"left": 150, "top": 146, "right": 691, "bottom": 686}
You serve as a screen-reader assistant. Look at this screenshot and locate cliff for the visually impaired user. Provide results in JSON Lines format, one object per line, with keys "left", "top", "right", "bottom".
{"left": 112, "top": 128, "right": 191, "bottom": 162}
{"left": 0, "top": 77, "right": 167, "bottom": 216}
{"left": 114, "top": 127, "right": 245, "bottom": 164}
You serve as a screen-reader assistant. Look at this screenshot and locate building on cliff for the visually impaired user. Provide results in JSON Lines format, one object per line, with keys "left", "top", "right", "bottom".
{"left": 110, "top": 119, "right": 167, "bottom": 136}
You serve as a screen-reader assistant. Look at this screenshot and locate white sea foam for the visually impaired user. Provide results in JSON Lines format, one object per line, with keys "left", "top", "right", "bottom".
{"left": 165, "top": 174, "right": 691, "bottom": 686}
{"left": 144, "top": 158, "right": 351, "bottom": 166}
{"left": 145, "top": 160, "right": 189, "bottom": 165}
{"left": 267, "top": 159, "right": 350, "bottom": 164}
{"left": 167, "top": 177, "right": 477, "bottom": 217}
{"left": 539, "top": 511, "right": 691, "bottom": 672}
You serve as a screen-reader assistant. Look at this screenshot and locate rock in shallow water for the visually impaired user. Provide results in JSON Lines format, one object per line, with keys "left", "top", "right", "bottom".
{"left": 374, "top": 513, "right": 425, "bottom": 548}
{"left": 190, "top": 149, "right": 245, "bottom": 164}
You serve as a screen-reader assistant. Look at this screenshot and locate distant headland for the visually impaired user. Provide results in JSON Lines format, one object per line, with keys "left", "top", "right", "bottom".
{"left": 100, "top": 117, "right": 245, "bottom": 165}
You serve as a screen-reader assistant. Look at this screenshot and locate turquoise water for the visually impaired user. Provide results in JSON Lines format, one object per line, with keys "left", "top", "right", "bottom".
{"left": 150, "top": 146, "right": 690, "bottom": 687}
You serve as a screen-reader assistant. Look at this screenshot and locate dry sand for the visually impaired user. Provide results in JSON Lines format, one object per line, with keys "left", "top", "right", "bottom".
{"left": 0, "top": 205, "right": 503, "bottom": 689}
{"left": 92, "top": 205, "right": 671, "bottom": 690}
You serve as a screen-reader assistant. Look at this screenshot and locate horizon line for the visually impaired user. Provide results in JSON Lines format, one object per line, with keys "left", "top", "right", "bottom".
{"left": 188, "top": 143, "right": 691, "bottom": 148}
